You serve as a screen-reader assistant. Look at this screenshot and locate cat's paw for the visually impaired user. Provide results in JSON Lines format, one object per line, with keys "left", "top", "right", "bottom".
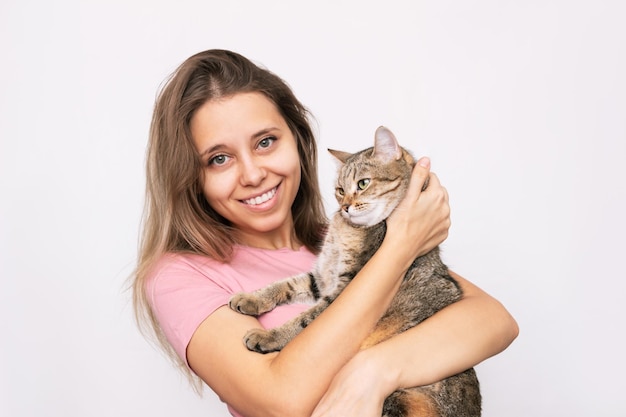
{"left": 243, "top": 328, "right": 285, "bottom": 353}
{"left": 229, "top": 292, "right": 266, "bottom": 315}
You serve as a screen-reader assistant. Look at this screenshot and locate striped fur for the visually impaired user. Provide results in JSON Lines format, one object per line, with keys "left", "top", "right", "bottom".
{"left": 229, "top": 126, "right": 481, "bottom": 416}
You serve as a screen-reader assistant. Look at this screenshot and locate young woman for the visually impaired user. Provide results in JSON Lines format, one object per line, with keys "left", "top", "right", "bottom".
{"left": 133, "top": 49, "right": 518, "bottom": 417}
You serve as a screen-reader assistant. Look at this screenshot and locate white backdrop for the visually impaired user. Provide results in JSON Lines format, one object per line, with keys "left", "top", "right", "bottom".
{"left": 2, "top": 1, "right": 625, "bottom": 416}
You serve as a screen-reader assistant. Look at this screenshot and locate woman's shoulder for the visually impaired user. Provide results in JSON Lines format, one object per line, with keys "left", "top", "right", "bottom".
{"left": 151, "top": 251, "right": 224, "bottom": 275}
{"left": 150, "top": 245, "right": 316, "bottom": 275}
{"left": 147, "top": 245, "right": 316, "bottom": 294}
{"left": 146, "top": 251, "right": 239, "bottom": 295}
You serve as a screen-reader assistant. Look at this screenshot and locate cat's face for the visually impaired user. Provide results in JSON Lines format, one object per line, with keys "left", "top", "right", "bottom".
{"left": 331, "top": 127, "right": 413, "bottom": 227}
{"left": 334, "top": 157, "right": 411, "bottom": 226}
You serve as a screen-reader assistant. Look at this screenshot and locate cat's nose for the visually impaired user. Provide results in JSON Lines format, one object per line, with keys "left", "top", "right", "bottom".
{"left": 341, "top": 204, "right": 350, "bottom": 213}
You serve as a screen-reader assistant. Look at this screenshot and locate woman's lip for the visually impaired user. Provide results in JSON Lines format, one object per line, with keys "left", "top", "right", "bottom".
{"left": 240, "top": 185, "right": 279, "bottom": 206}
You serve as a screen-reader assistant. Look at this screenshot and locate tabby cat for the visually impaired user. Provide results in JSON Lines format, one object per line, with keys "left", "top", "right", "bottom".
{"left": 229, "top": 126, "right": 481, "bottom": 417}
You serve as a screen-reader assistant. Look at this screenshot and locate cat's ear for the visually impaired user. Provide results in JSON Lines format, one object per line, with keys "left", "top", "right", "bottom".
{"left": 373, "top": 126, "right": 402, "bottom": 161}
{"left": 328, "top": 148, "right": 353, "bottom": 164}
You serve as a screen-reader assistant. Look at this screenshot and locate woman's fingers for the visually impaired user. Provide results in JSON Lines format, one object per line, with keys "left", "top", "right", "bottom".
{"left": 385, "top": 157, "right": 451, "bottom": 260}
{"left": 407, "top": 157, "right": 431, "bottom": 197}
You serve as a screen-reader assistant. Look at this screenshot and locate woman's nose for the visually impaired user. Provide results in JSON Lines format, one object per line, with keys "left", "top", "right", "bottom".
{"left": 239, "top": 157, "right": 266, "bottom": 186}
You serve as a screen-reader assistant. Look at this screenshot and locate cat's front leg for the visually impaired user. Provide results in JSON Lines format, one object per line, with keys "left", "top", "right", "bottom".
{"left": 243, "top": 325, "right": 299, "bottom": 353}
{"left": 229, "top": 273, "right": 318, "bottom": 316}
{"left": 229, "top": 290, "right": 275, "bottom": 316}
{"left": 243, "top": 300, "right": 329, "bottom": 353}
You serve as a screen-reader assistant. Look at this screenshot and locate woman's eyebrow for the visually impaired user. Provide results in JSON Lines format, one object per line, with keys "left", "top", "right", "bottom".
{"left": 200, "top": 143, "right": 226, "bottom": 158}
{"left": 250, "top": 127, "right": 278, "bottom": 139}
{"left": 199, "top": 127, "right": 280, "bottom": 157}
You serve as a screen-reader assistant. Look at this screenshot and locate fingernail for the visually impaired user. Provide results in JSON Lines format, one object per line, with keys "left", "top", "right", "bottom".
{"left": 418, "top": 157, "right": 430, "bottom": 168}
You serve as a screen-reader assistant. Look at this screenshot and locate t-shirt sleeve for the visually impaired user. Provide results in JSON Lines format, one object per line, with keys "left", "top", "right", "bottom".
{"left": 145, "top": 254, "right": 232, "bottom": 366}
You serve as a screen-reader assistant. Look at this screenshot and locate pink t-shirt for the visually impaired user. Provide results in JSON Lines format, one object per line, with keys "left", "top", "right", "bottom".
{"left": 146, "top": 244, "right": 317, "bottom": 368}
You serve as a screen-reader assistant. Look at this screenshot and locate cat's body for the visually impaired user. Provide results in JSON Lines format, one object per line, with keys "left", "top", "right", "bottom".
{"left": 229, "top": 126, "right": 481, "bottom": 417}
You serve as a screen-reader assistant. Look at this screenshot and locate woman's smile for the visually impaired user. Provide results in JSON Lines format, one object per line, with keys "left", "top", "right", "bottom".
{"left": 241, "top": 185, "right": 279, "bottom": 208}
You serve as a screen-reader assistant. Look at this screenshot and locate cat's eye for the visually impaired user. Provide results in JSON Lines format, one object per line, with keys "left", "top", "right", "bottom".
{"left": 336, "top": 188, "right": 345, "bottom": 196}
{"left": 357, "top": 178, "right": 370, "bottom": 190}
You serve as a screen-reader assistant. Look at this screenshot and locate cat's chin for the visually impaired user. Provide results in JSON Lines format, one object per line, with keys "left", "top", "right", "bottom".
{"left": 342, "top": 212, "right": 380, "bottom": 227}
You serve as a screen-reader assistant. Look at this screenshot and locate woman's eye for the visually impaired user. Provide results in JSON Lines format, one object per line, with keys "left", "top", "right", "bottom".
{"left": 209, "top": 154, "right": 229, "bottom": 166}
{"left": 258, "top": 136, "right": 276, "bottom": 149}
{"left": 357, "top": 178, "right": 370, "bottom": 190}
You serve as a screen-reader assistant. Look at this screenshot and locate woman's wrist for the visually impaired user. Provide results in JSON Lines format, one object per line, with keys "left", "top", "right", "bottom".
{"left": 351, "top": 348, "right": 400, "bottom": 400}
{"left": 379, "top": 232, "right": 421, "bottom": 273}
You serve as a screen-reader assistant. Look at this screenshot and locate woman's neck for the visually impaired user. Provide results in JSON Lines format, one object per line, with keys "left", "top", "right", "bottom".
{"left": 235, "top": 229, "right": 301, "bottom": 251}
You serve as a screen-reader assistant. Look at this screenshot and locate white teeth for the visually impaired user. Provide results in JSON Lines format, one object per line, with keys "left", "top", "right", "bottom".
{"left": 243, "top": 188, "right": 276, "bottom": 206}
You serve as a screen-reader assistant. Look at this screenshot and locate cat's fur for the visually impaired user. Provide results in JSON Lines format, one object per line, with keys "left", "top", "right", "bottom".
{"left": 229, "top": 126, "right": 481, "bottom": 417}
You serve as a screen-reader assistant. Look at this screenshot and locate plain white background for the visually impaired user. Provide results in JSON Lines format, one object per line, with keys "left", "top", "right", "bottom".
{"left": 1, "top": 1, "right": 625, "bottom": 416}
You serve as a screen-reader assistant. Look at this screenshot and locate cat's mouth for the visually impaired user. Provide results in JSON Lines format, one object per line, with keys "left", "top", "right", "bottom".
{"left": 241, "top": 186, "right": 278, "bottom": 206}
{"left": 342, "top": 206, "right": 385, "bottom": 227}
{"left": 342, "top": 210, "right": 370, "bottom": 225}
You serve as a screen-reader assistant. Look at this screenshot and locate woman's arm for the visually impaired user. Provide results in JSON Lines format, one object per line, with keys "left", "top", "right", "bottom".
{"left": 187, "top": 242, "right": 410, "bottom": 417}
{"left": 383, "top": 271, "right": 519, "bottom": 389}
{"left": 311, "top": 271, "right": 519, "bottom": 417}
{"left": 187, "top": 158, "right": 450, "bottom": 417}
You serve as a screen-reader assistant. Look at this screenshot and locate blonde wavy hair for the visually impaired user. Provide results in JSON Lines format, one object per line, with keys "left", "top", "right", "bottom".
{"left": 132, "top": 49, "right": 327, "bottom": 387}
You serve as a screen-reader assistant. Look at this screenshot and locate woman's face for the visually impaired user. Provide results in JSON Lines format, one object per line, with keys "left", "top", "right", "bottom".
{"left": 190, "top": 92, "right": 302, "bottom": 248}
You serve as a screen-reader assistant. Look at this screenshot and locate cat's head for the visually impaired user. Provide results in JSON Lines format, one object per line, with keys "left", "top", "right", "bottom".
{"left": 329, "top": 126, "right": 415, "bottom": 227}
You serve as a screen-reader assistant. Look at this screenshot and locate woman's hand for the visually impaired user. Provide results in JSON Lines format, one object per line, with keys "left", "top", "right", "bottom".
{"left": 308, "top": 157, "right": 450, "bottom": 416}
{"left": 311, "top": 351, "right": 391, "bottom": 417}
{"left": 385, "top": 157, "right": 451, "bottom": 266}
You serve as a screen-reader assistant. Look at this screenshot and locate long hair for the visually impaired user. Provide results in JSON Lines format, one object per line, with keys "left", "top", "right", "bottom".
{"left": 132, "top": 49, "right": 327, "bottom": 386}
